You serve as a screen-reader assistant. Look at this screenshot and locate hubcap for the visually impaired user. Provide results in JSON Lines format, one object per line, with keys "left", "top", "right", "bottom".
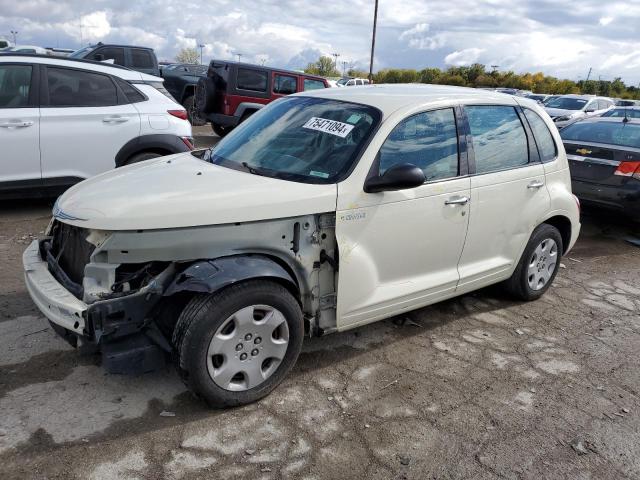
{"left": 207, "top": 305, "right": 289, "bottom": 391}
{"left": 527, "top": 238, "right": 558, "bottom": 291}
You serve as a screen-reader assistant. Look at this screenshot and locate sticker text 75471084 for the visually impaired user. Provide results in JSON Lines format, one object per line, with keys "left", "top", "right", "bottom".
{"left": 302, "top": 117, "right": 355, "bottom": 138}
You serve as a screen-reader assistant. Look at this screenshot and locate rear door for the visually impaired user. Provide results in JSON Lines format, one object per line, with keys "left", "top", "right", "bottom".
{"left": 128, "top": 48, "right": 158, "bottom": 76}
{"left": 456, "top": 104, "right": 550, "bottom": 291}
{"left": 39, "top": 66, "right": 141, "bottom": 181}
{"left": 0, "top": 62, "right": 41, "bottom": 184}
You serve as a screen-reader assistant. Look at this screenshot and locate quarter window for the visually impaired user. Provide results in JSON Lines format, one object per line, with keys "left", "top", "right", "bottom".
{"left": 0, "top": 64, "right": 32, "bottom": 108}
{"left": 131, "top": 49, "right": 155, "bottom": 69}
{"left": 523, "top": 109, "right": 557, "bottom": 162}
{"left": 379, "top": 108, "right": 459, "bottom": 181}
{"left": 237, "top": 68, "right": 268, "bottom": 92}
{"left": 273, "top": 74, "right": 297, "bottom": 94}
{"left": 466, "top": 105, "right": 529, "bottom": 174}
{"left": 303, "top": 79, "right": 325, "bottom": 91}
{"left": 47, "top": 67, "right": 117, "bottom": 107}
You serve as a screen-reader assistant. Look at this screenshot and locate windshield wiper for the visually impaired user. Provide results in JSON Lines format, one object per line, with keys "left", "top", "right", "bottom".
{"left": 241, "top": 161, "right": 268, "bottom": 176}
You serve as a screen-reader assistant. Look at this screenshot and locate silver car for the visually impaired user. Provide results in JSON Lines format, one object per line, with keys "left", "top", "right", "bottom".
{"left": 545, "top": 95, "right": 614, "bottom": 128}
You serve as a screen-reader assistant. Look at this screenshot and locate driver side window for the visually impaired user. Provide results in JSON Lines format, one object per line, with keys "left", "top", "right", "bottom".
{"left": 378, "top": 108, "right": 459, "bottom": 182}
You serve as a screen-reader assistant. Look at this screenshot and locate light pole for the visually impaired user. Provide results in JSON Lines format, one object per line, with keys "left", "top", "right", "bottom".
{"left": 198, "top": 44, "right": 205, "bottom": 64}
{"left": 10, "top": 30, "right": 18, "bottom": 45}
{"left": 234, "top": 52, "right": 243, "bottom": 62}
{"left": 331, "top": 52, "right": 340, "bottom": 73}
{"left": 368, "top": 0, "right": 378, "bottom": 82}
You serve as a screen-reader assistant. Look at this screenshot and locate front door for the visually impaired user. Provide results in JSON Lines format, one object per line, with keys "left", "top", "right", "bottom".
{"left": 457, "top": 105, "right": 551, "bottom": 291}
{"left": 39, "top": 65, "right": 140, "bottom": 182}
{"left": 0, "top": 63, "right": 41, "bottom": 184}
{"left": 336, "top": 107, "right": 471, "bottom": 330}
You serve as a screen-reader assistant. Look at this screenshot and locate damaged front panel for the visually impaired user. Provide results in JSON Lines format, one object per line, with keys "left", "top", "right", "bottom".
{"left": 76, "top": 212, "right": 339, "bottom": 336}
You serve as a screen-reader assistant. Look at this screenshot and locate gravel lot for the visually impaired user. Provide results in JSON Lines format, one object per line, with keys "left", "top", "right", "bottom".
{"left": 1, "top": 138, "right": 639, "bottom": 479}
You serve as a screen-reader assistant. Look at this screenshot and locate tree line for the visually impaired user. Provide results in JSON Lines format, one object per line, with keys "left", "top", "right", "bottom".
{"left": 304, "top": 56, "right": 638, "bottom": 99}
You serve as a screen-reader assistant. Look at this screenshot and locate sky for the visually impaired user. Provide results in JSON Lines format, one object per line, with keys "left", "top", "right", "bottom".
{"left": 1, "top": 0, "right": 640, "bottom": 84}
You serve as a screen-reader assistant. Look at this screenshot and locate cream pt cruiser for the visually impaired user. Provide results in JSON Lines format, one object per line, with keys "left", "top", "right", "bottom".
{"left": 24, "top": 85, "right": 580, "bottom": 407}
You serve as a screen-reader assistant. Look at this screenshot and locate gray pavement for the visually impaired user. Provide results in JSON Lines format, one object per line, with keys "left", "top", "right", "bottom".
{"left": 0, "top": 186, "right": 639, "bottom": 479}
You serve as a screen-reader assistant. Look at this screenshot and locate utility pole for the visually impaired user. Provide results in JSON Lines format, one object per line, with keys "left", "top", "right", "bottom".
{"left": 10, "top": 30, "right": 17, "bottom": 45}
{"left": 342, "top": 60, "right": 348, "bottom": 76}
{"left": 368, "top": 0, "right": 378, "bottom": 82}
{"left": 585, "top": 67, "right": 592, "bottom": 82}
{"left": 331, "top": 52, "right": 340, "bottom": 73}
{"left": 198, "top": 44, "right": 205, "bottom": 64}
{"left": 234, "top": 52, "right": 243, "bottom": 62}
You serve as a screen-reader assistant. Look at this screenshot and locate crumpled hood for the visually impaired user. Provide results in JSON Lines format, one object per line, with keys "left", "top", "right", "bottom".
{"left": 54, "top": 153, "right": 337, "bottom": 230}
{"left": 545, "top": 107, "right": 582, "bottom": 119}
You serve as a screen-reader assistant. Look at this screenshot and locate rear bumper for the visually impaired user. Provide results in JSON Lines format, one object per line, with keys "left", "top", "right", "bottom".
{"left": 572, "top": 178, "right": 640, "bottom": 219}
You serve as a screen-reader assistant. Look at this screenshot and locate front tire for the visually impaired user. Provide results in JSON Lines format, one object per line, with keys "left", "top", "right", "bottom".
{"left": 504, "top": 223, "right": 563, "bottom": 301}
{"left": 172, "top": 280, "right": 303, "bottom": 407}
{"left": 212, "top": 124, "right": 232, "bottom": 137}
{"left": 123, "top": 151, "right": 162, "bottom": 166}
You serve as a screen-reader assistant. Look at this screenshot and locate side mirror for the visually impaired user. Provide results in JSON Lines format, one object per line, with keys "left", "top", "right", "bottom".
{"left": 93, "top": 53, "right": 105, "bottom": 61}
{"left": 364, "top": 163, "right": 426, "bottom": 193}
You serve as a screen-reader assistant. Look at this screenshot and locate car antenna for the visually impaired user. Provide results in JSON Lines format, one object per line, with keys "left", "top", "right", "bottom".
{"left": 623, "top": 108, "right": 630, "bottom": 123}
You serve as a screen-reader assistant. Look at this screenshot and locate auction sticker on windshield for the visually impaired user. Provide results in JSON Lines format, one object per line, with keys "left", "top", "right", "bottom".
{"left": 303, "top": 117, "right": 355, "bottom": 138}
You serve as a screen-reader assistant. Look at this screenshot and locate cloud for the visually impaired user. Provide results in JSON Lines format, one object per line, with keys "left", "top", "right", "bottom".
{"left": 445, "top": 48, "right": 485, "bottom": 66}
{"left": 0, "top": 0, "right": 639, "bottom": 83}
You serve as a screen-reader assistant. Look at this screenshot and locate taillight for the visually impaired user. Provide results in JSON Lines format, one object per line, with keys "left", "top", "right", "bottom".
{"left": 168, "top": 109, "right": 188, "bottom": 121}
{"left": 181, "top": 136, "right": 194, "bottom": 150}
{"left": 614, "top": 161, "right": 640, "bottom": 180}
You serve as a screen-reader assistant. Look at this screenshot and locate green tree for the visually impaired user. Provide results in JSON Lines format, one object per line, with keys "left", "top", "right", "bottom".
{"left": 175, "top": 47, "right": 199, "bottom": 64}
{"left": 304, "top": 56, "right": 340, "bottom": 77}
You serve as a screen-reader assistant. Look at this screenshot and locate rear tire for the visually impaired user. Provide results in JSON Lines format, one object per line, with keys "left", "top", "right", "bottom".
{"left": 183, "top": 95, "right": 206, "bottom": 126}
{"left": 122, "top": 151, "right": 162, "bottom": 166}
{"left": 504, "top": 223, "right": 563, "bottom": 301}
{"left": 172, "top": 280, "right": 303, "bottom": 408}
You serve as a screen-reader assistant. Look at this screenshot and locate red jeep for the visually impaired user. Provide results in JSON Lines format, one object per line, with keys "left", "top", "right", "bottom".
{"left": 196, "top": 60, "right": 329, "bottom": 136}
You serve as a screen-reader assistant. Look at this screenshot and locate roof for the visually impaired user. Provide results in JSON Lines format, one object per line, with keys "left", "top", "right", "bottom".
{"left": 295, "top": 83, "right": 523, "bottom": 115}
{"left": 573, "top": 116, "right": 640, "bottom": 125}
{"left": 0, "top": 53, "right": 160, "bottom": 82}
{"left": 209, "top": 59, "right": 325, "bottom": 81}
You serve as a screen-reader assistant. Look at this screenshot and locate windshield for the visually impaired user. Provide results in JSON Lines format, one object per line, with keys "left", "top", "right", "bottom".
{"left": 209, "top": 96, "right": 381, "bottom": 184}
{"left": 545, "top": 97, "right": 588, "bottom": 110}
{"left": 561, "top": 121, "right": 640, "bottom": 149}
{"left": 602, "top": 108, "right": 640, "bottom": 119}
{"left": 69, "top": 46, "right": 95, "bottom": 58}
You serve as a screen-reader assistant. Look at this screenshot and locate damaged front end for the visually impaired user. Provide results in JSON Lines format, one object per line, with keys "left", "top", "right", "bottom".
{"left": 28, "top": 212, "right": 338, "bottom": 374}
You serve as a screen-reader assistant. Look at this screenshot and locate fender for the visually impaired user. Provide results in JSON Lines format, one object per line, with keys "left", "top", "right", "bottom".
{"left": 234, "top": 102, "right": 265, "bottom": 119}
{"left": 115, "top": 134, "right": 191, "bottom": 167}
{"left": 164, "top": 255, "right": 298, "bottom": 297}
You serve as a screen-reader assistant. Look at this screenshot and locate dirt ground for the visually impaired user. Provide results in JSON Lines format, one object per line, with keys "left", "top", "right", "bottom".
{"left": 1, "top": 145, "right": 640, "bottom": 479}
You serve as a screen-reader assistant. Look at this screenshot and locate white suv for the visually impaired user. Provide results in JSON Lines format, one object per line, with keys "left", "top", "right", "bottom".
{"left": 24, "top": 85, "right": 580, "bottom": 407}
{"left": 0, "top": 54, "right": 193, "bottom": 197}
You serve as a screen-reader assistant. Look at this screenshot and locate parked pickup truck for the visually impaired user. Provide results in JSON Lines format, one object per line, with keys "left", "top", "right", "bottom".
{"left": 161, "top": 63, "right": 208, "bottom": 125}
{"left": 197, "top": 59, "right": 329, "bottom": 136}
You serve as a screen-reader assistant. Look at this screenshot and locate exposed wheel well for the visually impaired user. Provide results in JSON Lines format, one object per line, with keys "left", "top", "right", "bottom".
{"left": 182, "top": 85, "right": 196, "bottom": 103}
{"left": 124, "top": 148, "right": 172, "bottom": 163}
{"left": 543, "top": 215, "right": 571, "bottom": 254}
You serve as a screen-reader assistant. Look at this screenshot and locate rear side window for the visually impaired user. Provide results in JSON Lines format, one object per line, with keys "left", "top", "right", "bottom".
{"left": 466, "top": 105, "right": 529, "bottom": 174}
{"left": 47, "top": 67, "right": 117, "bottom": 107}
{"left": 237, "top": 68, "right": 267, "bottom": 92}
{"left": 93, "top": 47, "right": 125, "bottom": 65}
{"left": 0, "top": 64, "right": 32, "bottom": 108}
{"left": 114, "top": 77, "right": 146, "bottom": 103}
{"left": 273, "top": 74, "right": 297, "bottom": 94}
{"left": 131, "top": 49, "right": 155, "bottom": 69}
{"left": 523, "top": 109, "right": 557, "bottom": 162}
{"left": 304, "top": 78, "right": 325, "bottom": 91}
{"left": 379, "top": 108, "right": 459, "bottom": 181}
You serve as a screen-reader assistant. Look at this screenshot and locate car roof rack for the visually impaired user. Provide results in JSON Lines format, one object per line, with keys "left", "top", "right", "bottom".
{"left": 0, "top": 52, "right": 132, "bottom": 71}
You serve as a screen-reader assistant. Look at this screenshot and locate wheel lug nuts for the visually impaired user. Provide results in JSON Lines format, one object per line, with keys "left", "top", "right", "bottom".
{"left": 245, "top": 333, "right": 253, "bottom": 341}
{"left": 251, "top": 349, "right": 259, "bottom": 356}
{"left": 254, "top": 337, "right": 262, "bottom": 345}
{"left": 240, "top": 353, "right": 248, "bottom": 360}
{"left": 235, "top": 343, "right": 243, "bottom": 351}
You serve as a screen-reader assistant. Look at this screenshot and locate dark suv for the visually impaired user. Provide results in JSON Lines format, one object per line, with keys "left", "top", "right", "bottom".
{"left": 70, "top": 43, "right": 160, "bottom": 76}
{"left": 197, "top": 60, "right": 328, "bottom": 136}
{"left": 161, "top": 63, "right": 208, "bottom": 125}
